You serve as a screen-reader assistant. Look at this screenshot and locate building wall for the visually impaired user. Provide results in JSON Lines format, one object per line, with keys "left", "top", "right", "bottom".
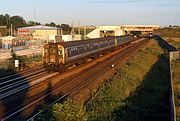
{"left": 62, "top": 35, "right": 72, "bottom": 42}
{"left": 32, "top": 30, "right": 58, "bottom": 40}
{"left": 33, "top": 30, "right": 57, "bottom": 36}
{"left": 115, "top": 29, "right": 125, "bottom": 36}
{"left": 62, "top": 35, "right": 81, "bottom": 42}
{"left": 86, "top": 29, "right": 100, "bottom": 38}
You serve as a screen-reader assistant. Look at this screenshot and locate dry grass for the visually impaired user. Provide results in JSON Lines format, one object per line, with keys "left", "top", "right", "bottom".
{"left": 164, "top": 37, "right": 180, "bottom": 49}
{"left": 155, "top": 28, "right": 180, "bottom": 50}
{"left": 154, "top": 28, "right": 180, "bottom": 38}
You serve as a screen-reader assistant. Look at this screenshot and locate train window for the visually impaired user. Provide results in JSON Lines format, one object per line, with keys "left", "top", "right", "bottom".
{"left": 50, "top": 48, "right": 56, "bottom": 54}
{"left": 67, "top": 48, "right": 71, "bottom": 56}
{"left": 58, "top": 48, "right": 62, "bottom": 56}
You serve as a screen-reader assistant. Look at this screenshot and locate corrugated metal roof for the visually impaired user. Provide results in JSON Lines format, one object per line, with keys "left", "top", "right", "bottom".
{"left": 18, "top": 25, "right": 61, "bottom": 30}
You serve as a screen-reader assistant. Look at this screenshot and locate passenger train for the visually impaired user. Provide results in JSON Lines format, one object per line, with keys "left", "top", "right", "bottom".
{"left": 42, "top": 35, "right": 134, "bottom": 72}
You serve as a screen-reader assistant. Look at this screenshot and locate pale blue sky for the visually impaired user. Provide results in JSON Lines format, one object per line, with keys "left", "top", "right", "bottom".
{"left": 1, "top": 0, "right": 180, "bottom": 26}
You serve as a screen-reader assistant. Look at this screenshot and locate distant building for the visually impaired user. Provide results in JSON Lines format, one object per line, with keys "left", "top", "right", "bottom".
{"left": 86, "top": 26, "right": 124, "bottom": 38}
{"left": 1, "top": 36, "right": 16, "bottom": 49}
{"left": 0, "top": 26, "right": 8, "bottom": 36}
{"left": 86, "top": 25, "right": 160, "bottom": 38}
{"left": 17, "top": 25, "right": 62, "bottom": 41}
{"left": 62, "top": 34, "right": 81, "bottom": 42}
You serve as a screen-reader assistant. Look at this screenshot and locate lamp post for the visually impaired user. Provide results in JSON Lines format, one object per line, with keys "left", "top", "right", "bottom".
{"left": 1, "top": 39, "right": 3, "bottom": 53}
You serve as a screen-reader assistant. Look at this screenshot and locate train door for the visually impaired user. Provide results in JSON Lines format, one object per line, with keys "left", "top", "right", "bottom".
{"left": 58, "top": 45, "right": 63, "bottom": 64}
{"left": 49, "top": 44, "right": 58, "bottom": 64}
{"left": 42, "top": 45, "right": 49, "bottom": 64}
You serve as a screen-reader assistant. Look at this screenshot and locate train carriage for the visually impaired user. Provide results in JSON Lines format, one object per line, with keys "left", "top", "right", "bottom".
{"left": 42, "top": 35, "right": 133, "bottom": 72}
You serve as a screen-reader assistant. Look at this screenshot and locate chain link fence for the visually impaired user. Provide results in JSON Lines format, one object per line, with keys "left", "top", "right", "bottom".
{"left": 0, "top": 39, "right": 49, "bottom": 70}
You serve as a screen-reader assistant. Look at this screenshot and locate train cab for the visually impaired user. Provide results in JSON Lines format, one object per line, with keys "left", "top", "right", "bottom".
{"left": 42, "top": 43, "right": 64, "bottom": 72}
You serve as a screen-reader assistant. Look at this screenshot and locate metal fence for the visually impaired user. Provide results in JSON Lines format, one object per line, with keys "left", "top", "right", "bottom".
{"left": 0, "top": 39, "right": 47, "bottom": 70}
{"left": 169, "top": 51, "right": 179, "bottom": 121}
{"left": 0, "top": 39, "right": 51, "bottom": 52}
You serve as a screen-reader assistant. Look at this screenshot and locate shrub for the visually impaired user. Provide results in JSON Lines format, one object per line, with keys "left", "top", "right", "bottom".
{"left": 37, "top": 98, "right": 86, "bottom": 121}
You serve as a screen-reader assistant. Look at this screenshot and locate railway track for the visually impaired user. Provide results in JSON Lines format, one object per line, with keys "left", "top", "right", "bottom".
{"left": 0, "top": 39, "right": 148, "bottom": 121}
{"left": 0, "top": 69, "right": 49, "bottom": 100}
{"left": 27, "top": 39, "right": 148, "bottom": 121}
{"left": 0, "top": 66, "right": 43, "bottom": 82}
{"left": 0, "top": 65, "right": 43, "bottom": 78}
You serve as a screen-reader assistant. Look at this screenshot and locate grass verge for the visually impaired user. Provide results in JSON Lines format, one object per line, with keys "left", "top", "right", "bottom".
{"left": 35, "top": 39, "right": 171, "bottom": 121}
{"left": 86, "top": 39, "right": 170, "bottom": 121}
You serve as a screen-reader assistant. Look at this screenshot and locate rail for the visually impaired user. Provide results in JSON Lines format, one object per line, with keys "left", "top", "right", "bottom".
{"left": 27, "top": 39, "right": 147, "bottom": 121}
{"left": 1, "top": 39, "right": 146, "bottom": 120}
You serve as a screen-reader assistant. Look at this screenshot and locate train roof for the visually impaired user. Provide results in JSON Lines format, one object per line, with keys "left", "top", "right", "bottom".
{"left": 45, "top": 35, "right": 131, "bottom": 48}
{"left": 47, "top": 36, "right": 115, "bottom": 48}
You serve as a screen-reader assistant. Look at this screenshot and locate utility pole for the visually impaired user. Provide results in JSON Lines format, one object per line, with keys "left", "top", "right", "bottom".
{"left": 78, "top": 20, "right": 80, "bottom": 35}
{"left": 71, "top": 21, "right": 75, "bottom": 41}
{"left": 84, "top": 26, "right": 86, "bottom": 40}
{"left": 34, "top": 8, "right": 36, "bottom": 26}
{"left": 11, "top": 24, "right": 12, "bottom": 36}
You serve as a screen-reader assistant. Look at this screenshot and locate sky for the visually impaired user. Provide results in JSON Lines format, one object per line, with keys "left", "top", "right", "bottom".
{"left": 0, "top": 0, "right": 180, "bottom": 26}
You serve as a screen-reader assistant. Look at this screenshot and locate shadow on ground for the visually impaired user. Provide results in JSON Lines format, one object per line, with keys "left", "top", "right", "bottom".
{"left": 112, "top": 53, "right": 171, "bottom": 121}
{"left": 0, "top": 70, "right": 29, "bottom": 121}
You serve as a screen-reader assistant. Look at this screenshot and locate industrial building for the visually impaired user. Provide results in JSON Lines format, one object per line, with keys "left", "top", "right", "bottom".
{"left": 0, "top": 26, "right": 8, "bottom": 36}
{"left": 17, "top": 25, "right": 62, "bottom": 41}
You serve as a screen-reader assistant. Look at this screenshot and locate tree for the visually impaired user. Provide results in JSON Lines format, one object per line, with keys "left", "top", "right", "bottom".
{"left": 5, "top": 14, "right": 10, "bottom": 27}
{"left": 60, "top": 24, "right": 72, "bottom": 35}
{"left": 10, "top": 49, "right": 17, "bottom": 61}
{"left": 0, "top": 14, "right": 7, "bottom": 26}
{"left": 27, "top": 21, "right": 41, "bottom": 26}
{"left": 56, "top": 24, "right": 61, "bottom": 28}
{"left": 45, "top": 22, "right": 56, "bottom": 27}
{"left": 9, "top": 15, "right": 26, "bottom": 28}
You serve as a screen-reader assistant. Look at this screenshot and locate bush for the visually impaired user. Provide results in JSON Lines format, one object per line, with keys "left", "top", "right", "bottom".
{"left": 37, "top": 98, "right": 86, "bottom": 121}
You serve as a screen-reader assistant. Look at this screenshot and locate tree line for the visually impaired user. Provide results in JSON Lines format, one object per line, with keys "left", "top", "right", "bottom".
{"left": 0, "top": 14, "right": 72, "bottom": 34}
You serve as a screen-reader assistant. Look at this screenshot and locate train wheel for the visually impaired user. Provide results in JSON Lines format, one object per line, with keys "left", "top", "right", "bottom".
{"left": 61, "top": 67, "right": 65, "bottom": 73}
{"left": 58, "top": 65, "right": 65, "bottom": 73}
{"left": 47, "top": 68, "right": 50, "bottom": 73}
{"left": 58, "top": 69, "right": 62, "bottom": 73}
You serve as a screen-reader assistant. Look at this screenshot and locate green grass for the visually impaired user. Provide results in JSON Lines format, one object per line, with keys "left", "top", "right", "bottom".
{"left": 86, "top": 39, "right": 170, "bottom": 121}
